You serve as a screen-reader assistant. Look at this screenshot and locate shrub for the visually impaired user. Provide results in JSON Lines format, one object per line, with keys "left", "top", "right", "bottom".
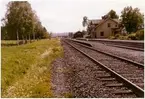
{"left": 109, "top": 36, "right": 115, "bottom": 39}
{"left": 115, "top": 34, "right": 121, "bottom": 38}
{"left": 127, "top": 29, "right": 144, "bottom": 40}
{"left": 136, "top": 29, "right": 144, "bottom": 40}
{"left": 128, "top": 33, "right": 137, "bottom": 40}
{"left": 122, "top": 32, "right": 127, "bottom": 36}
{"left": 118, "top": 36, "right": 128, "bottom": 40}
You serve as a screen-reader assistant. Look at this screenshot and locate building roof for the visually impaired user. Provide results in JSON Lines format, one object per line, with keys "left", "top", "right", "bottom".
{"left": 88, "top": 18, "right": 120, "bottom": 29}
{"left": 112, "top": 19, "right": 121, "bottom": 23}
{"left": 88, "top": 18, "right": 120, "bottom": 25}
{"left": 88, "top": 19, "right": 102, "bottom": 25}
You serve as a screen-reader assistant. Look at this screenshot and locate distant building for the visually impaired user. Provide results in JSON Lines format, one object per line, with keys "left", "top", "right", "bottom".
{"left": 87, "top": 18, "right": 124, "bottom": 38}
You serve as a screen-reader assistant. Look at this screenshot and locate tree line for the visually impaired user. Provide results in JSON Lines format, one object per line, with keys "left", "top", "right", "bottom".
{"left": 1, "top": 1, "right": 51, "bottom": 42}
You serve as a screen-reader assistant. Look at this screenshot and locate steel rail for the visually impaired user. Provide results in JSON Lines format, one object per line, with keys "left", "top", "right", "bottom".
{"left": 76, "top": 38, "right": 144, "bottom": 51}
{"left": 102, "top": 43, "right": 144, "bottom": 51}
{"left": 68, "top": 39, "right": 144, "bottom": 68}
{"left": 64, "top": 40, "right": 144, "bottom": 97}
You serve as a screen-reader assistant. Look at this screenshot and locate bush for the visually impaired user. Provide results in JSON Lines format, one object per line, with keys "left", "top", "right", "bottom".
{"left": 118, "top": 36, "right": 128, "bottom": 40}
{"left": 109, "top": 30, "right": 144, "bottom": 40}
{"left": 127, "top": 29, "right": 144, "bottom": 40}
{"left": 136, "top": 29, "right": 144, "bottom": 40}
{"left": 122, "top": 32, "right": 127, "bottom": 36}
{"left": 109, "top": 36, "right": 115, "bottom": 39}
{"left": 128, "top": 33, "right": 137, "bottom": 40}
{"left": 109, "top": 34, "right": 122, "bottom": 39}
{"left": 115, "top": 34, "right": 121, "bottom": 38}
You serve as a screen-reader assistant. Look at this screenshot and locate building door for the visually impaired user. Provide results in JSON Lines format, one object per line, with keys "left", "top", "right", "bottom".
{"left": 100, "top": 31, "right": 104, "bottom": 36}
{"left": 94, "top": 32, "right": 96, "bottom": 38}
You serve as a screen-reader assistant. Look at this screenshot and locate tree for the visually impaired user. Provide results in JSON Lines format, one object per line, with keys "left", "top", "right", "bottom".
{"left": 108, "top": 10, "right": 119, "bottom": 19}
{"left": 102, "top": 10, "right": 119, "bottom": 19}
{"left": 82, "top": 16, "right": 88, "bottom": 31}
{"left": 1, "top": 1, "right": 50, "bottom": 44}
{"left": 1, "top": 26, "right": 9, "bottom": 40}
{"left": 2, "top": 1, "right": 34, "bottom": 42}
{"left": 121, "top": 6, "right": 144, "bottom": 33}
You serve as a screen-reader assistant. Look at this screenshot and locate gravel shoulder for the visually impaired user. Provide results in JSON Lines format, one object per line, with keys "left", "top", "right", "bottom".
{"left": 51, "top": 58, "right": 70, "bottom": 97}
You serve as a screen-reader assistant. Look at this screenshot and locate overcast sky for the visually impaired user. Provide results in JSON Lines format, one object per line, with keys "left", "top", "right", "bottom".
{"left": 0, "top": 0, "right": 145, "bottom": 33}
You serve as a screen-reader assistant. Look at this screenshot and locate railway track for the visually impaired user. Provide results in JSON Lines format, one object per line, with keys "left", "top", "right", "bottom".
{"left": 63, "top": 39, "right": 144, "bottom": 98}
{"left": 69, "top": 39, "right": 144, "bottom": 66}
{"left": 77, "top": 38, "right": 144, "bottom": 51}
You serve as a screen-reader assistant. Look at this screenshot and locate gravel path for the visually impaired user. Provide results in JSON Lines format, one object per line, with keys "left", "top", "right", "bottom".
{"left": 51, "top": 40, "right": 137, "bottom": 98}
{"left": 82, "top": 41, "right": 144, "bottom": 64}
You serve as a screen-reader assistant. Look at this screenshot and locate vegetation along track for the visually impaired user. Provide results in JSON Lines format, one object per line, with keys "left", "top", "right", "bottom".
{"left": 63, "top": 39, "right": 144, "bottom": 98}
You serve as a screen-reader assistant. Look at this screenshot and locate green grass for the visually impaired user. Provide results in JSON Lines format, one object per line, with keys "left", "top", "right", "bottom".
{"left": 1, "top": 38, "right": 63, "bottom": 98}
{"left": 1, "top": 40, "right": 17, "bottom": 46}
{"left": 1, "top": 40, "right": 17, "bottom": 44}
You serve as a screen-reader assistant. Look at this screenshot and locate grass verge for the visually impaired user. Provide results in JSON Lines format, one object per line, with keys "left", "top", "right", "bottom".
{"left": 1, "top": 38, "right": 63, "bottom": 97}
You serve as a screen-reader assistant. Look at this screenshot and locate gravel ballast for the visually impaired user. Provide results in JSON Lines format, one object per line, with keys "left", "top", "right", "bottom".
{"left": 69, "top": 41, "right": 144, "bottom": 89}
{"left": 51, "top": 40, "right": 137, "bottom": 98}
{"left": 76, "top": 40, "right": 144, "bottom": 64}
